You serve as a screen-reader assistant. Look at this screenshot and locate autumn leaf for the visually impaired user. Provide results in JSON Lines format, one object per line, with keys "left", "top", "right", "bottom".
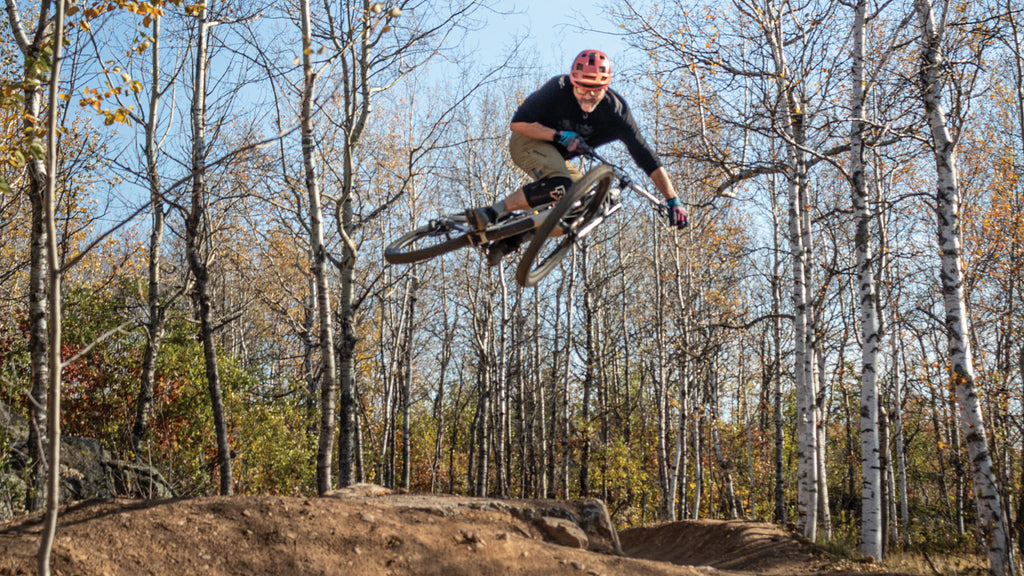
{"left": 28, "top": 138, "right": 45, "bottom": 160}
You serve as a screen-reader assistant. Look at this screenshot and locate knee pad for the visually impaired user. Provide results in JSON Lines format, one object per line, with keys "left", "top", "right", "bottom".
{"left": 523, "top": 177, "right": 572, "bottom": 208}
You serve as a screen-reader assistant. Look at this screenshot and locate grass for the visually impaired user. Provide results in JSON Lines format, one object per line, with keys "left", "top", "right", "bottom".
{"left": 882, "top": 551, "right": 992, "bottom": 576}
{"left": 812, "top": 529, "right": 993, "bottom": 576}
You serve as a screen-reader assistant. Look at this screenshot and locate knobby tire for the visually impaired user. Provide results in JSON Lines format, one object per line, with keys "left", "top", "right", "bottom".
{"left": 384, "top": 218, "right": 471, "bottom": 264}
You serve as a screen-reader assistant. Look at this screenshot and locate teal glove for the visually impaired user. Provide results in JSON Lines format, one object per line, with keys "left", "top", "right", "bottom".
{"left": 667, "top": 197, "right": 688, "bottom": 229}
{"left": 555, "top": 130, "right": 584, "bottom": 153}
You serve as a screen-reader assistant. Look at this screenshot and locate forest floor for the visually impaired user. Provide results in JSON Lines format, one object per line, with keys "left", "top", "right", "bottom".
{"left": 0, "top": 485, "right": 946, "bottom": 576}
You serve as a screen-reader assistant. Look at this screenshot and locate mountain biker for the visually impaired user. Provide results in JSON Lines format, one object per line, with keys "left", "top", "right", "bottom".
{"left": 465, "top": 49, "right": 689, "bottom": 266}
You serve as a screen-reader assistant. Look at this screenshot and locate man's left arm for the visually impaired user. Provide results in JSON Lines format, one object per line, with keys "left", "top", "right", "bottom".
{"left": 609, "top": 100, "right": 688, "bottom": 229}
{"left": 649, "top": 166, "right": 676, "bottom": 201}
{"left": 649, "top": 166, "right": 688, "bottom": 229}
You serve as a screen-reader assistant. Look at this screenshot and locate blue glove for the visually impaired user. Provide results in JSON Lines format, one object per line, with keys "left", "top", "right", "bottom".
{"left": 667, "top": 197, "right": 688, "bottom": 229}
{"left": 555, "top": 130, "right": 584, "bottom": 153}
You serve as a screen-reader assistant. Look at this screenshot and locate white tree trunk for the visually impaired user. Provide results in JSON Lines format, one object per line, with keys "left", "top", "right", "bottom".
{"left": 5, "top": 0, "right": 53, "bottom": 515}
{"left": 787, "top": 156, "right": 817, "bottom": 540}
{"left": 915, "top": 0, "right": 1010, "bottom": 572}
{"left": 851, "top": 0, "right": 883, "bottom": 559}
{"left": 653, "top": 223, "right": 677, "bottom": 521}
{"left": 299, "top": 0, "right": 340, "bottom": 496}
{"left": 892, "top": 344, "right": 911, "bottom": 547}
{"left": 756, "top": 9, "right": 819, "bottom": 537}
{"left": 769, "top": 177, "right": 787, "bottom": 524}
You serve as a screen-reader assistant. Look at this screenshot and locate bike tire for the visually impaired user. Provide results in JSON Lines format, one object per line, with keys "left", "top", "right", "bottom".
{"left": 384, "top": 216, "right": 472, "bottom": 264}
{"left": 515, "top": 165, "right": 614, "bottom": 287}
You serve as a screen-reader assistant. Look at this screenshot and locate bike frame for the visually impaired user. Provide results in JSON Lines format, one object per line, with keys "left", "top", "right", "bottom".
{"left": 467, "top": 208, "right": 547, "bottom": 247}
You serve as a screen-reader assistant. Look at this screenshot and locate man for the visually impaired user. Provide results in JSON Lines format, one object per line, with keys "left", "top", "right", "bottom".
{"left": 466, "top": 49, "right": 688, "bottom": 266}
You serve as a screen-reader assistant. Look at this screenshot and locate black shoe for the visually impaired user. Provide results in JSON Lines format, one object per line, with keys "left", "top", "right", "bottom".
{"left": 465, "top": 206, "right": 496, "bottom": 231}
{"left": 485, "top": 232, "right": 533, "bottom": 266}
{"left": 486, "top": 235, "right": 524, "bottom": 266}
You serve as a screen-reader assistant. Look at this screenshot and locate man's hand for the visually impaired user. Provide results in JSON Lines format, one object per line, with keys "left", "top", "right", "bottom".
{"left": 667, "top": 197, "right": 688, "bottom": 229}
{"left": 555, "top": 130, "right": 584, "bottom": 153}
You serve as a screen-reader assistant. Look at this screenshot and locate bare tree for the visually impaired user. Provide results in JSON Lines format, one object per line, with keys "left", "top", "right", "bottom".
{"left": 184, "top": 0, "right": 232, "bottom": 495}
{"left": 295, "top": 0, "right": 342, "bottom": 496}
{"left": 914, "top": 0, "right": 1010, "bottom": 571}
{"left": 994, "top": 0, "right": 1024, "bottom": 562}
{"left": 298, "top": 0, "right": 484, "bottom": 489}
{"left": 851, "top": 0, "right": 882, "bottom": 558}
{"left": 127, "top": 3, "right": 186, "bottom": 459}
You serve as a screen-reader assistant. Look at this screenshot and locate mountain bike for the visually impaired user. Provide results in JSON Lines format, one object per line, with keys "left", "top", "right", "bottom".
{"left": 384, "top": 144, "right": 671, "bottom": 287}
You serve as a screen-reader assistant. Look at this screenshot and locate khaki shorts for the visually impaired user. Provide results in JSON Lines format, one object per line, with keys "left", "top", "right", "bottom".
{"left": 510, "top": 133, "right": 583, "bottom": 182}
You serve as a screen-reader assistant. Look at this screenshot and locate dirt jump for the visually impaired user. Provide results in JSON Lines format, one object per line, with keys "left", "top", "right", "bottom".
{"left": 0, "top": 485, "right": 912, "bottom": 576}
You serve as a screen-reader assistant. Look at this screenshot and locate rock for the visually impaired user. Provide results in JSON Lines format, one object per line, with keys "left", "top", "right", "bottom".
{"left": 104, "top": 459, "right": 176, "bottom": 498}
{"left": 578, "top": 499, "right": 623, "bottom": 555}
{"left": 540, "top": 505, "right": 579, "bottom": 524}
{"left": 3, "top": 395, "right": 175, "bottom": 510}
{"left": 506, "top": 498, "right": 622, "bottom": 555}
{"left": 459, "top": 530, "right": 485, "bottom": 550}
{"left": 61, "top": 437, "right": 113, "bottom": 500}
{"left": 326, "top": 483, "right": 394, "bottom": 499}
{"left": 536, "top": 517, "right": 589, "bottom": 549}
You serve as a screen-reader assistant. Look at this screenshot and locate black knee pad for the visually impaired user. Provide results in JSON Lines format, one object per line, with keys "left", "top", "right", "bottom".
{"left": 523, "top": 177, "right": 572, "bottom": 208}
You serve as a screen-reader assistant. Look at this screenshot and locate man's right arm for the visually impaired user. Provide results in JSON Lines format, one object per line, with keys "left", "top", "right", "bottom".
{"left": 510, "top": 121, "right": 559, "bottom": 142}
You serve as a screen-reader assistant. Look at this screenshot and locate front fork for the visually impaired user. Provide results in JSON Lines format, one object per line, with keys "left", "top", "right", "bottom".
{"left": 568, "top": 187, "right": 622, "bottom": 240}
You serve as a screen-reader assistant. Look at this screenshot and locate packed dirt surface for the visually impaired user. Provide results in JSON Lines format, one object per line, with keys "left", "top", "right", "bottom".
{"left": 0, "top": 486, "right": 908, "bottom": 576}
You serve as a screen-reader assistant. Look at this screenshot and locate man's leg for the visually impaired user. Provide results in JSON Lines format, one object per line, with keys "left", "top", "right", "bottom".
{"left": 466, "top": 134, "right": 580, "bottom": 231}
{"left": 467, "top": 177, "right": 572, "bottom": 230}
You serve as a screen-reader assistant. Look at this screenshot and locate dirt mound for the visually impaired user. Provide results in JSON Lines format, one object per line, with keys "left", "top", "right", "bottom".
{"left": 0, "top": 494, "right": 901, "bottom": 576}
{"left": 622, "top": 519, "right": 829, "bottom": 573}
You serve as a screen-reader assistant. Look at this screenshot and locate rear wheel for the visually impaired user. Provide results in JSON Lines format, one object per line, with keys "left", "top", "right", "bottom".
{"left": 385, "top": 215, "right": 472, "bottom": 264}
{"left": 515, "top": 165, "right": 614, "bottom": 287}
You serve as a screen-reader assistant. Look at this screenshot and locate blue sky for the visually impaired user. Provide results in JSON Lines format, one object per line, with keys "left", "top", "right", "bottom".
{"left": 465, "top": 2, "right": 633, "bottom": 80}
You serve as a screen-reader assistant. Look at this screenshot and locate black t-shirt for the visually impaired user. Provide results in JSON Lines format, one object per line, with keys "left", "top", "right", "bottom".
{"left": 510, "top": 75, "right": 663, "bottom": 175}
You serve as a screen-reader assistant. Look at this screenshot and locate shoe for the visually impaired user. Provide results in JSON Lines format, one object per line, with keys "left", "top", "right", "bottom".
{"left": 486, "top": 234, "right": 524, "bottom": 266}
{"left": 465, "top": 206, "right": 496, "bottom": 231}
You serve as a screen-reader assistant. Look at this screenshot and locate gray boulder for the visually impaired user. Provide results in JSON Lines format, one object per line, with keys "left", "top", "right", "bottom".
{"left": 536, "top": 516, "right": 589, "bottom": 549}
{"left": 1, "top": 401, "right": 174, "bottom": 522}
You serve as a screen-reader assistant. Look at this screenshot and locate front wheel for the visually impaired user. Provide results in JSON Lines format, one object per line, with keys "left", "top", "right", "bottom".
{"left": 385, "top": 215, "right": 472, "bottom": 264}
{"left": 515, "top": 165, "right": 614, "bottom": 287}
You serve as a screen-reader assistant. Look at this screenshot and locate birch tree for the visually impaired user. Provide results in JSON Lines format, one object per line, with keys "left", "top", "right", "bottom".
{"left": 303, "top": 0, "right": 483, "bottom": 489}
{"left": 184, "top": 0, "right": 232, "bottom": 495}
{"left": 4, "top": 0, "right": 55, "bottom": 514}
{"left": 616, "top": 0, "right": 853, "bottom": 537}
{"left": 1001, "top": 1, "right": 1024, "bottom": 562}
{"left": 128, "top": 3, "right": 185, "bottom": 459}
{"left": 296, "top": 0, "right": 341, "bottom": 496}
{"left": 850, "top": 0, "right": 882, "bottom": 558}
{"left": 767, "top": 26, "right": 818, "bottom": 542}
{"left": 914, "top": 0, "right": 1009, "bottom": 571}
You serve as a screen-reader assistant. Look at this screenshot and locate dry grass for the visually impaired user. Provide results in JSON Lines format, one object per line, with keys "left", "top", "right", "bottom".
{"left": 881, "top": 551, "right": 990, "bottom": 576}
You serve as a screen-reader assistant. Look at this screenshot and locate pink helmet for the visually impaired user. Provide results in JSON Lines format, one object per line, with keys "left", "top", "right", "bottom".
{"left": 569, "top": 50, "right": 612, "bottom": 88}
